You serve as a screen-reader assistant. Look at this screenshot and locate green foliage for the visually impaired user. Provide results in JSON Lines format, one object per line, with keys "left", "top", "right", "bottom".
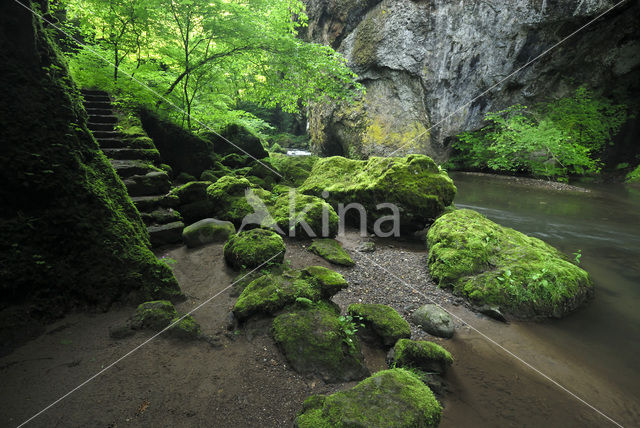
{"left": 627, "top": 164, "right": 640, "bottom": 183}
{"left": 450, "top": 87, "right": 627, "bottom": 179}
{"left": 61, "top": 0, "right": 362, "bottom": 133}
{"left": 337, "top": 314, "right": 364, "bottom": 352}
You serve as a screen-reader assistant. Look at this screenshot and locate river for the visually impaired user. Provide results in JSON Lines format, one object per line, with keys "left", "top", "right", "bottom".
{"left": 442, "top": 172, "right": 640, "bottom": 427}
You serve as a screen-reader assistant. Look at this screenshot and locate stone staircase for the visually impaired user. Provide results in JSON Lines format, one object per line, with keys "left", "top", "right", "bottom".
{"left": 81, "top": 89, "right": 184, "bottom": 247}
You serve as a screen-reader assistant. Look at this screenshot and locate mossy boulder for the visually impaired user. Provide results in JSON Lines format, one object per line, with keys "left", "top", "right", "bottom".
{"left": 170, "top": 181, "right": 213, "bottom": 205}
{"left": 131, "top": 300, "right": 178, "bottom": 330}
{"left": 223, "top": 228, "right": 285, "bottom": 270}
{"left": 392, "top": 339, "right": 453, "bottom": 374}
{"left": 233, "top": 266, "right": 348, "bottom": 320}
{"left": 348, "top": 303, "right": 411, "bottom": 347}
{"left": 182, "top": 218, "right": 235, "bottom": 248}
{"left": 269, "top": 153, "right": 318, "bottom": 187}
{"left": 168, "top": 315, "right": 201, "bottom": 340}
{"left": 263, "top": 192, "right": 339, "bottom": 239}
{"left": 272, "top": 302, "right": 369, "bottom": 383}
{"left": 427, "top": 209, "right": 593, "bottom": 318}
{"left": 206, "top": 176, "right": 256, "bottom": 225}
{"left": 204, "top": 124, "right": 269, "bottom": 159}
{"left": 221, "top": 153, "right": 252, "bottom": 169}
{"left": 295, "top": 368, "right": 441, "bottom": 427}
{"left": 299, "top": 155, "right": 456, "bottom": 232}
{"left": 308, "top": 239, "right": 354, "bottom": 266}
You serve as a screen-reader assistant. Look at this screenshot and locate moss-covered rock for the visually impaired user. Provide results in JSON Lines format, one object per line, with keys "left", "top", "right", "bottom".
{"left": 131, "top": 300, "right": 178, "bottom": 330}
{"left": 0, "top": 2, "right": 181, "bottom": 342}
{"left": 168, "top": 315, "right": 201, "bottom": 340}
{"left": 170, "top": 181, "right": 213, "bottom": 205}
{"left": 295, "top": 368, "right": 441, "bottom": 427}
{"left": 299, "top": 155, "right": 456, "bottom": 232}
{"left": 182, "top": 218, "right": 235, "bottom": 248}
{"left": 308, "top": 239, "right": 354, "bottom": 266}
{"left": 273, "top": 302, "right": 369, "bottom": 383}
{"left": 392, "top": 339, "right": 453, "bottom": 374}
{"left": 233, "top": 266, "right": 347, "bottom": 320}
{"left": 203, "top": 124, "right": 269, "bottom": 159}
{"left": 263, "top": 191, "right": 339, "bottom": 239}
{"left": 427, "top": 209, "right": 593, "bottom": 318}
{"left": 223, "top": 228, "right": 285, "bottom": 270}
{"left": 269, "top": 153, "right": 318, "bottom": 187}
{"left": 206, "top": 176, "right": 256, "bottom": 225}
{"left": 348, "top": 303, "right": 411, "bottom": 347}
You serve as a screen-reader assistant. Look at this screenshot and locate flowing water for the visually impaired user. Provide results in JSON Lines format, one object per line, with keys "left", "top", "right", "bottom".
{"left": 446, "top": 172, "right": 640, "bottom": 426}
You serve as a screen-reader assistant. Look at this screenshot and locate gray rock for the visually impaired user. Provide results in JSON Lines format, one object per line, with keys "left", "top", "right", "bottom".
{"left": 304, "top": 0, "right": 640, "bottom": 160}
{"left": 357, "top": 240, "right": 376, "bottom": 253}
{"left": 148, "top": 221, "right": 185, "bottom": 246}
{"left": 182, "top": 218, "right": 235, "bottom": 248}
{"left": 477, "top": 305, "right": 508, "bottom": 323}
{"left": 124, "top": 171, "right": 171, "bottom": 197}
{"left": 411, "top": 304, "right": 454, "bottom": 338}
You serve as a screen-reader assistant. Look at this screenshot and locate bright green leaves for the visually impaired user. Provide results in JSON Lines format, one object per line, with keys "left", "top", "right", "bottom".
{"left": 450, "top": 87, "right": 627, "bottom": 179}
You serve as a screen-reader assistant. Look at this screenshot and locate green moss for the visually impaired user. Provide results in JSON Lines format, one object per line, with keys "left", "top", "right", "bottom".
{"left": 299, "top": 154, "right": 456, "bottom": 232}
{"left": 268, "top": 153, "right": 318, "bottom": 187}
{"left": 295, "top": 368, "right": 441, "bottom": 427}
{"left": 0, "top": 7, "right": 181, "bottom": 321}
{"left": 302, "top": 265, "right": 349, "bottom": 297}
{"left": 159, "top": 163, "right": 173, "bottom": 175}
{"left": 206, "top": 175, "right": 256, "bottom": 225}
{"left": 427, "top": 209, "right": 593, "bottom": 318}
{"left": 223, "top": 228, "right": 285, "bottom": 270}
{"left": 131, "top": 300, "right": 178, "bottom": 330}
{"left": 393, "top": 339, "right": 453, "bottom": 374}
{"left": 168, "top": 315, "right": 201, "bottom": 340}
{"left": 232, "top": 266, "right": 347, "bottom": 320}
{"left": 348, "top": 303, "right": 411, "bottom": 346}
{"left": 272, "top": 302, "right": 369, "bottom": 383}
{"left": 263, "top": 191, "right": 339, "bottom": 238}
{"left": 221, "top": 153, "right": 251, "bottom": 168}
{"left": 170, "top": 181, "right": 213, "bottom": 205}
{"left": 308, "top": 239, "right": 354, "bottom": 266}
{"left": 199, "top": 169, "right": 219, "bottom": 182}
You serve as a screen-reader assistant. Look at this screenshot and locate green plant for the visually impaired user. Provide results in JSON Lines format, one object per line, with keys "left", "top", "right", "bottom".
{"left": 338, "top": 314, "right": 364, "bottom": 352}
{"left": 450, "top": 87, "right": 627, "bottom": 179}
{"left": 573, "top": 249, "right": 582, "bottom": 265}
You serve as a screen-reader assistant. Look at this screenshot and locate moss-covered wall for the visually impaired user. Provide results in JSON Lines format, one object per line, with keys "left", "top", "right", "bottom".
{"left": 0, "top": 1, "right": 181, "bottom": 347}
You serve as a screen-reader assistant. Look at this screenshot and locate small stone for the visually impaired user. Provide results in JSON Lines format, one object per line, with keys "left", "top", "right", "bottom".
{"left": 357, "top": 241, "right": 376, "bottom": 253}
{"left": 411, "top": 304, "right": 454, "bottom": 338}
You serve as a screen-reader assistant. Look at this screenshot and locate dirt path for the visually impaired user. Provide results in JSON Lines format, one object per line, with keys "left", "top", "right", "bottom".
{"left": 0, "top": 234, "right": 637, "bottom": 427}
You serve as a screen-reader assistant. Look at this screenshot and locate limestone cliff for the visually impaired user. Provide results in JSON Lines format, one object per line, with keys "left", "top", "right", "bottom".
{"left": 304, "top": 0, "right": 640, "bottom": 161}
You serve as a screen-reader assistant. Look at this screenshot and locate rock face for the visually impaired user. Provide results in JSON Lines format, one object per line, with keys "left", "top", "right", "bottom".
{"left": 295, "top": 368, "right": 441, "bottom": 427}
{"left": 303, "top": 0, "right": 640, "bottom": 160}
{"left": 427, "top": 209, "right": 594, "bottom": 318}
{"left": 411, "top": 304, "right": 455, "bottom": 338}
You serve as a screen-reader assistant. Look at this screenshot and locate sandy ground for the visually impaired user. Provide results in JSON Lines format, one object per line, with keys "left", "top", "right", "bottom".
{"left": 1, "top": 232, "right": 638, "bottom": 427}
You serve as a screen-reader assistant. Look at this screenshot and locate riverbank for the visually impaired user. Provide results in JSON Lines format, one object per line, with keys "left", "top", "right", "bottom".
{"left": 1, "top": 229, "right": 637, "bottom": 426}
{"left": 452, "top": 171, "right": 591, "bottom": 192}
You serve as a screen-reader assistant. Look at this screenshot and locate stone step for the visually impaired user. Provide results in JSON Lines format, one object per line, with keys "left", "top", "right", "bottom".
{"left": 98, "top": 138, "right": 129, "bottom": 149}
{"left": 84, "top": 101, "right": 112, "bottom": 110}
{"left": 141, "top": 208, "right": 182, "bottom": 226}
{"left": 148, "top": 221, "right": 185, "bottom": 247}
{"left": 88, "top": 122, "right": 115, "bottom": 132}
{"left": 110, "top": 159, "right": 159, "bottom": 179}
{"left": 92, "top": 130, "right": 121, "bottom": 139}
{"left": 81, "top": 89, "right": 109, "bottom": 97}
{"left": 102, "top": 148, "right": 160, "bottom": 163}
{"left": 86, "top": 107, "right": 113, "bottom": 116}
{"left": 83, "top": 94, "right": 111, "bottom": 103}
{"left": 124, "top": 171, "right": 171, "bottom": 197}
{"left": 88, "top": 115, "right": 117, "bottom": 124}
{"left": 131, "top": 194, "right": 180, "bottom": 212}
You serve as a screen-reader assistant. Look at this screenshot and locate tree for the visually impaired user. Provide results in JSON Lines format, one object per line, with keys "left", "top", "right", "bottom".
{"left": 62, "top": 0, "right": 362, "bottom": 133}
